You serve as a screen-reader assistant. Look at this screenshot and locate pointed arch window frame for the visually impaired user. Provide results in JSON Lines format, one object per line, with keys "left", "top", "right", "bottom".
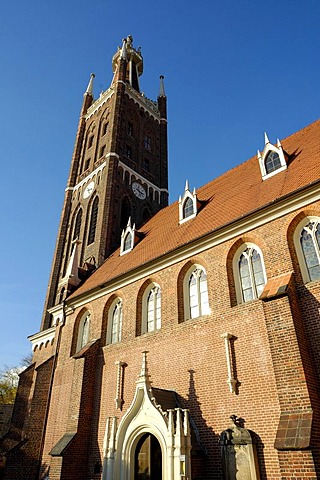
{"left": 233, "top": 243, "right": 267, "bottom": 304}
{"left": 120, "top": 218, "right": 135, "bottom": 256}
{"left": 293, "top": 216, "right": 320, "bottom": 283}
{"left": 142, "top": 283, "right": 162, "bottom": 334}
{"left": 183, "top": 264, "right": 210, "bottom": 320}
{"left": 87, "top": 196, "right": 99, "bottom": 246}
{"left": 258, "top": 135, "right": 287, "bottom": 180}
{"left": 76, "top": 311, "right": 91, "bottom": 352}
{"left": 107, "top": 298, "right": 123, "bottom": 345}
{"left": 179, "top": 182, "right": 198, "bottom": 225}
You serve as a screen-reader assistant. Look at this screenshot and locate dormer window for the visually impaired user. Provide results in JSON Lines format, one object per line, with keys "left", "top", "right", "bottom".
{"left": 120, "top": 217, "right": 135, "bottom": 255}
{"left": 179, "top": 180, "right": 198, "bottom": 224}
{"left": 258, "top": 133, "right": 287, "bottom": 180}
{"left": 265, "top": 151, "right": 281, "bottom": 174}
{"left": 124, "top": 232, "right": 132, "bottom": 251}
{"left": 183, "top": 197, "right": 194, "bottom": 218}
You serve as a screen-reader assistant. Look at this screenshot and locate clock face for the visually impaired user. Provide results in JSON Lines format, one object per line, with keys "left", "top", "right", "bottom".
{"left": 83, "top": 181, "right": 95, "bottom": 199}
{"left": 132, "top": 181, "right": 146, "bottom": 200}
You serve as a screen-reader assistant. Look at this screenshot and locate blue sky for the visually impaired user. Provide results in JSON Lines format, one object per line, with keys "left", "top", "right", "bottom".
{"left": 1, "top": 0, "right": 320, "bottom": 369}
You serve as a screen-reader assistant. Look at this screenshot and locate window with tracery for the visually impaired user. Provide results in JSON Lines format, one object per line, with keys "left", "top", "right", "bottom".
{"left": 87, "top": 197, "right": 99, "bottom": 245}
{"left": 299, "top": 220, "right": 320, "bottom": 281}
{"left": 146, "top": 285, "right": 161, "bottom": 332}
{"left": 77, "top": 312, "right": 90, "bottom": 352}
{"left": 183, "top": 197, "right": 194, "bottom": 219}
{"left": 73, "top": 209, "right": 82, "bottom": 241}
{"left": 265, "top": 151, "right": 281, "bottom": 174}
{"left": 109, "top": 300, "right": 122, "bottom": 344}
{"left": 238, "top": 247, "right": 266, "bottom": 302}
{"left": 124, "top": 232, "right": 132, "bottom": 252}
{"left": 102, "top": 122, "right": 108, "bottom": 136}
{"left": 187, "top": 267, "right": 210, "bottom": 319}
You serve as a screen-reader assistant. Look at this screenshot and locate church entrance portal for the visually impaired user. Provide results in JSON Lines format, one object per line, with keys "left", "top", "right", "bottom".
{"left": 134, "top": 433, "right": 162, "bottom": 480}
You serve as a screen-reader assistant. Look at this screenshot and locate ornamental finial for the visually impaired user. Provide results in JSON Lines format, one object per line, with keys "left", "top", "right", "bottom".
{"left": 85, "top": 73, "right": 95, "bottom": 96}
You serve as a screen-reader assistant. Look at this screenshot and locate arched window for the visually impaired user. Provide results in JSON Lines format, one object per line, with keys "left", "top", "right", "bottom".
{"left": 63, "top": 208, "right": 82, "bottom": 276}
{"left": 183, "top": 266, "right": 210, "bottom": 320}
{"left": 235, "top": 245, "right": 266, "bottom": 303}
{"left": 183, "top": 197, "right": 194, "bottom": 219}
{"left": 102, "top": 122, "right": 108, "bottom": 136}
{"left": 297, "top": 219, "right": 320, "bottom": 282}
{"left": 143, "top": 285, "right": 161, "bottom": 333}
{"left": 73, "top": 209, "right": 82, "bottom": 241}
{"left": 265, "top": 151, "right": 281, "bottom": 174}
{"left": 124, "top": 232, "right": 132, "bottom": 252}
{"left": 107, "top": 299, "right": 123, "bottom": 344}
{"left": 87, "top": 197, "right": 99, "bottom": 245}
{"left": 120, "top": 218, "right": 135, "bottom": 255}
{"left": 77, "top": 312, "right": 90, "bottom": 352}
{"left": 179, "top": 182, "right": 198, "bottom": 224}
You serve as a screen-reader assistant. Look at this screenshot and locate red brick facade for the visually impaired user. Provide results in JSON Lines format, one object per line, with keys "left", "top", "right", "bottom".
{"left": 1, "top": 37, "right": 320, "bottom": 480}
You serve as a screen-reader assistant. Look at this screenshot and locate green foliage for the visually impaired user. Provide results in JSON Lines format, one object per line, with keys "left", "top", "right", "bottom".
{"left": 0, "top": 355, "right": 32, "bottom": 405}
{"left": 0, "top": 383, "right": 17, "bottom": 405}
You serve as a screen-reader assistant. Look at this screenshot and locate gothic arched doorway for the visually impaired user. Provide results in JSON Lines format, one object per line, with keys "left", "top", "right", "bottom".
{"left": 134, "top": 433, "right": 162, "bottom": 480}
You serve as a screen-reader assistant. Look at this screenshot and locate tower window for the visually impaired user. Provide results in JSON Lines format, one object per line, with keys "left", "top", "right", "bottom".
{"left": 73, "top": 209, "right": 82, "bottom": 240}
{"left": 84, "top": 158, "right": 91, "bottom": 171}
{"left": 127, "top": 122, "right": 133, "bottom": 136}
{"left": 143, "top": 158, "right": 150, "bottom": 172}
{"left": 87, "top": 197, "right": 99, "bottom": 245}
{"left": 88, "top": 135, "right": 94, "bottom": 149}
{"left": 102, "top": 122, "right": 108, "bottom": 136}
{"left": 100, "top": 145, "right": 106, "bottom": 158}
{"left": 265, "top": 151, "right": 281, "bottom": 174}
{"left": 125, "top": 145, "right": 132, "bottom": 159}
{"left": 144, "top": 135, "right": 151, "bottom": 151}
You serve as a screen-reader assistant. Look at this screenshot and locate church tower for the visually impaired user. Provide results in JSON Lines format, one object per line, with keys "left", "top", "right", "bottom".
{"left": 42, "top": 36, "right": 168, "bottom": 329}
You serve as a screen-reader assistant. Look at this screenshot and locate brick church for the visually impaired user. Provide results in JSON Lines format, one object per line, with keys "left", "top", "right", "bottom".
{"left": 1, "top": 35, "right": 320, "bottom": 479}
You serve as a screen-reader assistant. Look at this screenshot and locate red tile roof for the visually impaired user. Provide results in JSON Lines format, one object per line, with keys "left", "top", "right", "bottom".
{"left": 70, "top": 119, "right": 320, "bottom": 299}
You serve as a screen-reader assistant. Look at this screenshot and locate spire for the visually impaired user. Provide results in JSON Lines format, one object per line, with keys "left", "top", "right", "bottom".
{"left": 84, "top": 73, "right": 95, "bottom": 96}
{"left": 120, "top": 38, "right": 127, "bottom": 61}
{"left": 159, "top": 75, "right": 166, "bottom": 97}
{"left": 264, "top": 132, "right": 270, "bottom": 145}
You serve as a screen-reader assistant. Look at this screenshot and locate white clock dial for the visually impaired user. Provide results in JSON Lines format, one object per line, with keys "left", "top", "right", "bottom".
{"left": 83, "top": 181, "right": 95, "bottom": 199}
{"left": 132, "top": 181, "right": 146, "bottom": 200}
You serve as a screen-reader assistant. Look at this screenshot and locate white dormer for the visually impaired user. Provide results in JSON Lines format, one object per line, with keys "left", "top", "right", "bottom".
{"left": 179, "top": 180, "right": 199, "bottom": 224}
{"left": 120, "top": 217, "right": 136, "bottom": 255}
{"left": 258, "top": 133, "right": 287, "bottom": 180}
